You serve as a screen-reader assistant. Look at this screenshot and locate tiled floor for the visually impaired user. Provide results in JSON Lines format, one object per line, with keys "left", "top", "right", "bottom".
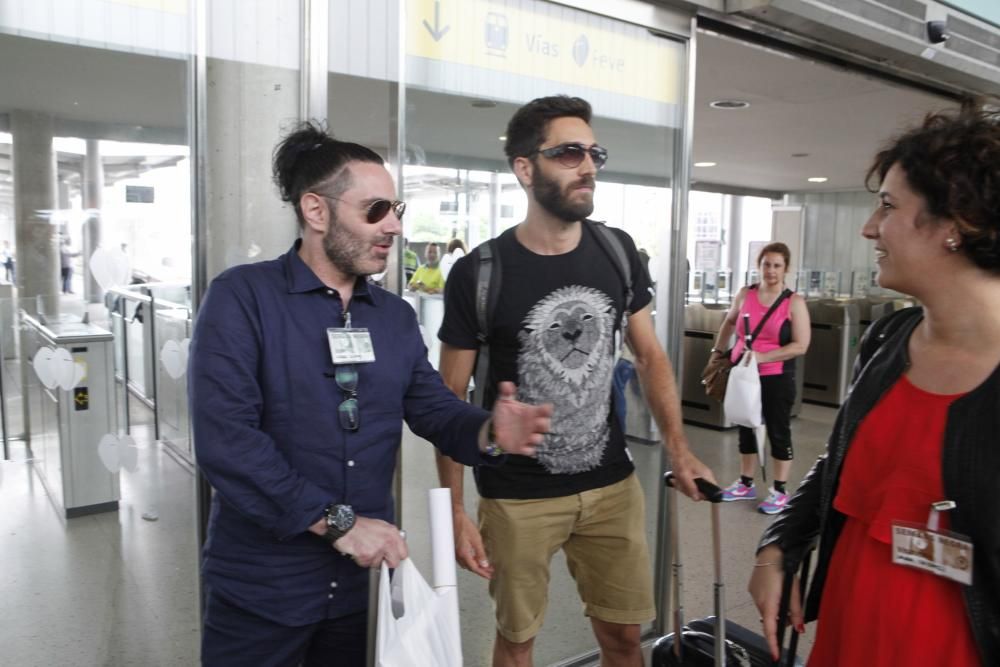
{"left": 0, "top": 395, "right": 836, "bottom": 666}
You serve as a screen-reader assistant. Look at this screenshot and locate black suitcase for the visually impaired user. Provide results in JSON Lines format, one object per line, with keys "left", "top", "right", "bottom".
{"left": 651, "top": 473, "right": 807, "bottom": 667}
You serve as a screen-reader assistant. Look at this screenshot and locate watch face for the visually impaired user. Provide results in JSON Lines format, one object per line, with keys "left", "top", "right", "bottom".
{"left": 328, "top": 504, "right": 355, "bottom": 532}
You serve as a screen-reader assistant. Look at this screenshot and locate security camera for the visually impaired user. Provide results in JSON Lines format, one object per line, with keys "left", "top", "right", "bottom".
{"left": 926, "top": 20, "right": 949, "bottom": 44}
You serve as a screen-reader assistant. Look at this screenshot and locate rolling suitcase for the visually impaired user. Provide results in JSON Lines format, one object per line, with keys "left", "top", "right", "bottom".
{"left": 651, "top": 473, "right": 808, "bottom": 667}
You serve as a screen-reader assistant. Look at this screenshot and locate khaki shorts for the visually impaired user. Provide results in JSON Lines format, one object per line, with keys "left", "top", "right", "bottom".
{"left": 478, "top": 473, "right": 655, "bottom": 644}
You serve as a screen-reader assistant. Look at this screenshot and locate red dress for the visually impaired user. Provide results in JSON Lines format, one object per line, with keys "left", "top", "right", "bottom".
{"left": 808, "top": 375, "right": 981, "bottom": 666}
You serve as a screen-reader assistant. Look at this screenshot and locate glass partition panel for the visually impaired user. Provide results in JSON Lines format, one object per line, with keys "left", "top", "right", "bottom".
{"left": 201, "top": 0, "right": 301, "bottom": 279}
{"left": 0, "top": 4, "right": 200, "bottom": 661}
{"left": 153, "top": 297, "right": 192, "bottom": 463}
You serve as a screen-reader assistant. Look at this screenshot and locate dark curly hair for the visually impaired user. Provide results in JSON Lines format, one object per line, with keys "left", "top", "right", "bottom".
{"left": 504, "top": 95, "right": 592, "bottom": 169}
{"left": 272, "top": 120, "right": 384, "bottom": 226}
{"left": 865, "top": 103, "right": 1000, "bottom": 272}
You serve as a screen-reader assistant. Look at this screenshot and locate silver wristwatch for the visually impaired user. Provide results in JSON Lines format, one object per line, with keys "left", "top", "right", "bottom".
{"left": 322, "top": 504, "right": 356, "bottom": 543}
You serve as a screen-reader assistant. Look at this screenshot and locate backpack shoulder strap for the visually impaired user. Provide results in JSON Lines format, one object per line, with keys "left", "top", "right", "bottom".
{"left": 586, "top": 220, "right": 633, "bottom": 311}
{"left": 474, "top": 239, "right": 499, "bottom": 343}
{"left": 472, "top": 238, "right": 501, "bottom": 408}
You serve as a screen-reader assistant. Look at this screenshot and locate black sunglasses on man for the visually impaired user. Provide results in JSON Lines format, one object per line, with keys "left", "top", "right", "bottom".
{"left": 320, "top": 195, "right": 406, "bottom": 224}
{"left": 531, "top": 142, "right": 608, "bottom": 170}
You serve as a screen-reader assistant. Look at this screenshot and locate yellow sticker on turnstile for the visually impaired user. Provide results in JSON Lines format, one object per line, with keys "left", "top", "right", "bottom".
{"left": 73, "top": 387, "right": 90, "bottom": 411}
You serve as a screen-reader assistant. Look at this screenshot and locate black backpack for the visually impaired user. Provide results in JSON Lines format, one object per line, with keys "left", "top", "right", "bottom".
{"left": 469, "top": 220, "right": 635, "bottom": 407}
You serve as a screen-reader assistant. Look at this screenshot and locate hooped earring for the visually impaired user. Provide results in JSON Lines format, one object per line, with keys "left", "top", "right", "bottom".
{"left": 945, "top": 237, "right": 960, "bottom": 252}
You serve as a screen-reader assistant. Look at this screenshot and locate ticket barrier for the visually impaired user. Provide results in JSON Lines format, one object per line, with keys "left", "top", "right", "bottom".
{"left": 854, "top": 296, "right": 916, "bottom": 341}
{"left": 802, "top": 300, "right": 860, "bottom": 407}
{"left": 0, "top": 283, "right": 14, "bottom": 360}
{"left": 681, "top": 303, "right": 733, "bottom": 429}
{"left": 23, "top": 314, "right": 119, "bottom": 517}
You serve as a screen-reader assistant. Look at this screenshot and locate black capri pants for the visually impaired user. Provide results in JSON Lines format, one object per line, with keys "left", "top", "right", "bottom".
{"left": 737, "top": 371, "right": 795, "bottom": 461}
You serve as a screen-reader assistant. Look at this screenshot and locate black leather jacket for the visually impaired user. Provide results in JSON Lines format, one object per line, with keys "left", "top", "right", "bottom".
{"left": 760, "top": 307, "right": 999, "bottom": 665}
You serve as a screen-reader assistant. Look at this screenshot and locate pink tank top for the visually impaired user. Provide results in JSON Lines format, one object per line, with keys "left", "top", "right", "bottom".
{"left": 729, "top": 287, "right": 793, "bottom": 376}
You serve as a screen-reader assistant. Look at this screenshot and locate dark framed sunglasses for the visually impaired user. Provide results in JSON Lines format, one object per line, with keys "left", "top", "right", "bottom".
{"left": 532, "top": 142, "right": 608, "bottom": 170}
{"left": 334, "top": 365, "right": 360, "bottom": 432}
{"left": 321, "top": 196, "right": 406, "bottom": 224}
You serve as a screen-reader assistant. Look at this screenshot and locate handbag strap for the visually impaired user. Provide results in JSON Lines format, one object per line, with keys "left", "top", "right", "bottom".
{"left": 745, "top": 287, "right": 792, "bottom": 350}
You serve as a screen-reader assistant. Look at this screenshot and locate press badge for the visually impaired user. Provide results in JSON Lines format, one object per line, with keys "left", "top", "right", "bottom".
{"left": 327, "top": 327, "right": 376, "bottom": 364}
{"left": 891, "top": 500, "right": 973, "bottom": 585}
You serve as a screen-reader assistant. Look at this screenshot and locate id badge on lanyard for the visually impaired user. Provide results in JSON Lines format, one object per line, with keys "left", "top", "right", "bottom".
{"left": 327, "top": 311, "right": 376, "bottom": 365}
{"left": 891, "top": 500, "right": 974, "bottom": 585}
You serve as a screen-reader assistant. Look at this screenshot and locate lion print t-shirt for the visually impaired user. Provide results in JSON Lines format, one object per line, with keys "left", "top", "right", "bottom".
{"left": 438, "top": 222, "right": 653, "bottom": 499}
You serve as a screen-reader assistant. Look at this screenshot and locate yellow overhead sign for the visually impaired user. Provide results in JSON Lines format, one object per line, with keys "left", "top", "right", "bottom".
{"left": 407, "top": 0, "right": 683, "bottom": 105}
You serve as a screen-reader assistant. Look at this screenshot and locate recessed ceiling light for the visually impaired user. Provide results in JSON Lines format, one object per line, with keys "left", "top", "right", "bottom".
{"left": 498, "top": 135, "right": 507, "bottom": 141}
{"left": 694, "top": 162, "right": 717, "bottom": 167}
{"left": 709, "top": 99, "right": 750, "bottom": 110}
{"left": 470, "top": 99, "right": 497, "bottom": 109}
{"left": 807, "top": 177, "right": 828, "bottom": 183}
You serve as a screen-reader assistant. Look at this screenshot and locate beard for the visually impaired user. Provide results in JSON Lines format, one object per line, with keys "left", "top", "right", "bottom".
{"left": 532, "top": 166, "right": 595, "bottom": 223}
{"left": 323, "top": 216, "right": 391, "bottom": 278}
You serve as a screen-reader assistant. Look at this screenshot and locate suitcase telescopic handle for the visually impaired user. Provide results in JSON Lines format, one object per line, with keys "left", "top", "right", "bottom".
{"left": 664, "top": 471, "right": 728, "bottom": 666}
{"left": 664, "top": 472, "right": 724, "bottom": 503}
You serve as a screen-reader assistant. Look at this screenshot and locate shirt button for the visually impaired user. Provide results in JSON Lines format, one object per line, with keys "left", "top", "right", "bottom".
{"left": 330, "top": 581, "right": 338, "bottom": 588}
{"left": 326, "top": 289, "right": 334, "bottom": 296}
{"left": 347, "top": 460, "right": 355, "bottom": 467}
{"left": 328, "top": 593, "right": 334, "bottom": 599}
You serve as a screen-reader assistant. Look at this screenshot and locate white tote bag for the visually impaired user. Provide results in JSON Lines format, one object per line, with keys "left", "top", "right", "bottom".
{"left": 724, "top": 350, "right": 763, "bottom": 428}
{"left": 376, "top": 558, "right": 462, "bottom": 667}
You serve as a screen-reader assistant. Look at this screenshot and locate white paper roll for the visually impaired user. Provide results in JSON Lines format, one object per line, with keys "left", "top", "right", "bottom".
{"left": 428, "top": 487, "right": 457, "bottom": 589}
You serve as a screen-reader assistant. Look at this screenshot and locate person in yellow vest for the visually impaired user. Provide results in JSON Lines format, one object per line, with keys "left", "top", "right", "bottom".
{"left": 408, "top": 242, "right": 445, "bottom": 293}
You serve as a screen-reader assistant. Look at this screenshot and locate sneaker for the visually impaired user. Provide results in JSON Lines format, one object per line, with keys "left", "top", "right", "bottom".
{"left": 721, "top": 480, "right": 757, "bottom": 502}
{"left": 758, "top": 488, "right": 789, "bottom": 515}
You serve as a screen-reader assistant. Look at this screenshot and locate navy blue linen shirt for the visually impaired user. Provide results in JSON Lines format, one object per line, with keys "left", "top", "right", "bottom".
{"left": 189, "top": 241, "right": 492, "bottom": 626}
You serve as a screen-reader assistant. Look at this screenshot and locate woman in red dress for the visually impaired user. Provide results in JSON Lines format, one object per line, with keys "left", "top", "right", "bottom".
{"left": 747, "top": 105, "right": 1000, "bottom": 665}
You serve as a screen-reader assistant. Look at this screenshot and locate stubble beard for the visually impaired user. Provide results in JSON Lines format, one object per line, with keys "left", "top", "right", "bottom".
{"left": 323, "top": 218, "right": 385, "bottom": 278}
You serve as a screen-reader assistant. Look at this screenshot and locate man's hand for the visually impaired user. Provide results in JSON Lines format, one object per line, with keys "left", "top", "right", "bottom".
{"left": 669, "top": 446, "right": 717, "bottom": 501}
{"left": 490, "top": 381, "right": 553, "bottom": 457}
{"left": 332, "top": 517, "right": 408, "bottom": 568}
{"left": 453, "top": 511, "right": 493, "bottom": 579}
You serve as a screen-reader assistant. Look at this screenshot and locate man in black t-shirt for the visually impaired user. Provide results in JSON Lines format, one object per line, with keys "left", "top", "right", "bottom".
{"left": 437, "top": 96, "right": 715, "bottom": 666}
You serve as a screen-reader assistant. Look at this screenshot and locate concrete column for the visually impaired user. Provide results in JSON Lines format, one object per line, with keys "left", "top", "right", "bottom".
{"left": 83, "top": 139, "right": 103, "bottom": 303}
{"left": 11, "top": 110, "right": 60, "bottom": 301}
{"left": 205, "top": 59, "right": 299, "bottom": 281}
{"left": 728, "top": 195, "right": 744, "bottom": 291}
{"left": 11, "top": 110, "right": 59, "bottom": 446}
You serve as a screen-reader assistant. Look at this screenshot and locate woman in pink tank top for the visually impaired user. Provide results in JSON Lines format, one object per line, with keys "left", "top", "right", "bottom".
{"left": 707, "top": 242, "right": 811, "bottom": 514}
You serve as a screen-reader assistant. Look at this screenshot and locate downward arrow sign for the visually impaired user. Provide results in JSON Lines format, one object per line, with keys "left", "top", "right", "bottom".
{"left": 422, "top": 0, "right": 451, "bottom": 42}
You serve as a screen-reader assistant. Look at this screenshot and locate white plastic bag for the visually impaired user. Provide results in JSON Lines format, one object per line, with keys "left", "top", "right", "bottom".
{"left": 376, "top": 558, "right": 462, "bottom": 667}
{"left": 724, "top": 350, "right": 763, "bottom": 428}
